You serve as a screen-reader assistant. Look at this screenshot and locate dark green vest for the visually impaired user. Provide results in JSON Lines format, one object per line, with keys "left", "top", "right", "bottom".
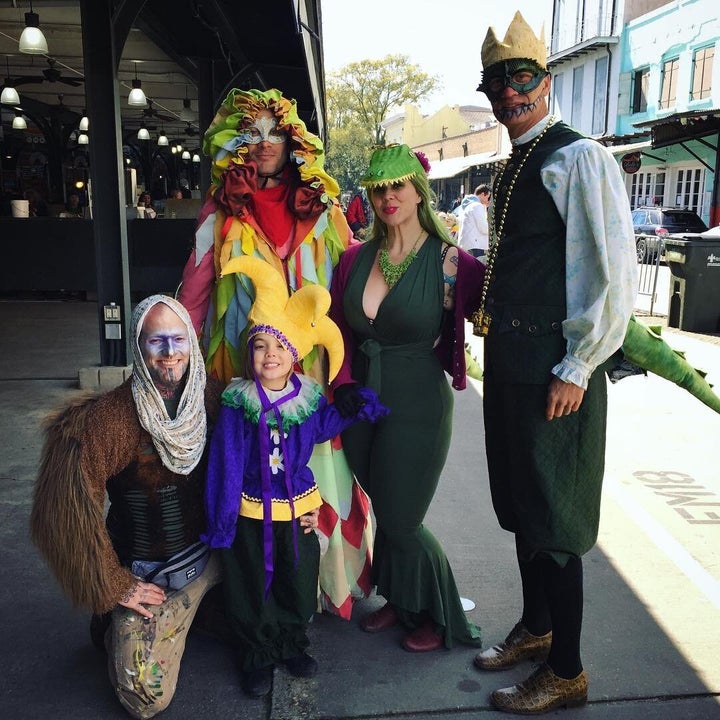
{"left": 485, "top": 121, "right": 585, "bottom": 384}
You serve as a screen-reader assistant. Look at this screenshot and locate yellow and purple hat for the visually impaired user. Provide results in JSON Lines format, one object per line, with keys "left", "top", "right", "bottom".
{"left": 221, "top": 255, "right": 344, "bottom": 381}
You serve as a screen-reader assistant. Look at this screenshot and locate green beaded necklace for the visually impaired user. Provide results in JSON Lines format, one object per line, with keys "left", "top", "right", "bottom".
{"left": 378, "top": 230, "right": 425, "bottom": 288}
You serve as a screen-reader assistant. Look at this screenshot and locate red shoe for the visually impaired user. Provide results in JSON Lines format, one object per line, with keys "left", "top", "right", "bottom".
{"left": 402, "top": 622, "right": 444, "bottom": 653}
{"left": 360, "top": 603, "right": 399, "bottom": 633}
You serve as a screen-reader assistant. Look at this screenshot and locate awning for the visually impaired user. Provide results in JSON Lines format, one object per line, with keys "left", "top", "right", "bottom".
{"left": 427, "top": 151, "right": 508, "bottom": 180}
{"left": 632, "top": 109, "right": 720, "bottom": 149}
{"left": 606, "top": 140, "right": 652, "bottom": 156}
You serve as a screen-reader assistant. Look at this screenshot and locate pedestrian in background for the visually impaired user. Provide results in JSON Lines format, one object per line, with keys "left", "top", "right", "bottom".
{"left": 457, "top": 184, "right": 491, "bottom": 259}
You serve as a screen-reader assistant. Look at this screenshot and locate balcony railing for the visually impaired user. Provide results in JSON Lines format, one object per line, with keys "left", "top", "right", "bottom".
{"left": 550, "top": 10, "right": 619, "bottom": 56}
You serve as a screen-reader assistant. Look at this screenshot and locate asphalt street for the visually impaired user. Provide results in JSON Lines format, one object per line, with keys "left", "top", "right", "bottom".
{"left": 1, "top": 297, "right": 719, "bottom": 719}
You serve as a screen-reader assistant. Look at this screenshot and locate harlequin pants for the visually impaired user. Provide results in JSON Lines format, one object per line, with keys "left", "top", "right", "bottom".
{"left": 107, "top": 552, "right": 222, "bottom": 719}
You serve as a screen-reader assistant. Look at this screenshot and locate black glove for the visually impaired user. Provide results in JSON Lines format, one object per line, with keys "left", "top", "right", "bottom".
{"left": 333, "top": 383, "right": 366, "bottom": 418}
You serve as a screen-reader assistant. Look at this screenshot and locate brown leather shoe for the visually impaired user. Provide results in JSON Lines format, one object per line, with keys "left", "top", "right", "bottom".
{"left": 359, "top": 603, "right": 399, "bottom": 633}
{"left": 474, "top": 621, "right": 552, "bottom": 671}
{"left": 490, "top": 663, "right": 588, "bottom": 714}
{"left": 402, "top": 622, "right": 443, "bottom": 653}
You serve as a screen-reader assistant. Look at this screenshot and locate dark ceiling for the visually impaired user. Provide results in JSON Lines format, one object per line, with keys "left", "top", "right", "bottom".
{"left": 0, "top": 0, "right": 325, "bottom": 149}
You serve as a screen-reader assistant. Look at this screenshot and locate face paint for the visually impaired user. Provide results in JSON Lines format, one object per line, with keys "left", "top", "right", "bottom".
{"left": 481, "top": 60, "right": 547, "bottom": 101}
{"left": 139, "top": 304, "right": 191, "bottom": 396}
{"left": 493, "top": 94, "right": 545, "bottom": 123}
{"left": 244, "top": 115, "right": 288, "bottom": 145}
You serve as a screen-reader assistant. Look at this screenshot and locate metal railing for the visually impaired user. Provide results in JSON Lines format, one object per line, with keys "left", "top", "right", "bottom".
{"left": 636, "top": 235, "right": 663, "bottom": 316}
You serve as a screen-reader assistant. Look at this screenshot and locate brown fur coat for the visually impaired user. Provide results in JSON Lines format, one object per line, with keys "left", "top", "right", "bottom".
{"left": 30, "top": 378, "right": 222, "bottom": 613}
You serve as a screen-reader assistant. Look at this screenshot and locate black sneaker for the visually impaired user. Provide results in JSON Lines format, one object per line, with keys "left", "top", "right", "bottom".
{"left": 283, "top": 652, "right": 318, "bottom": 678}
{"left": 241, "top": 666, "right": 273, "bottom": 697}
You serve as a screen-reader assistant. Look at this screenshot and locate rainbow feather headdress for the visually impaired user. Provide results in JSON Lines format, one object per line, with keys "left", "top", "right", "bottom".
{"left": 202, "top": 88, "right": 339, "bottom": 206}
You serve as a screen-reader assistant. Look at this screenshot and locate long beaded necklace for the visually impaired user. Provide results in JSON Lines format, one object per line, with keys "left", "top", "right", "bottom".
{"left": 378, "top": 229, "right": 425, "bottom": 288}
{"left": 471, "top": 116, "right": 555, "bottom": 336}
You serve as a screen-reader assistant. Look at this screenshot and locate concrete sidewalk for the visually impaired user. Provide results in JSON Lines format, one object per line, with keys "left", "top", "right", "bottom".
{"left": 1, "top": 298, "right": 719, "bottom": 719}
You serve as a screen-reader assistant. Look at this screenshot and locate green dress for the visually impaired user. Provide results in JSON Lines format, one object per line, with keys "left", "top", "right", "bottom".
{"left": 340, "top": 237, "right": 481, "bottom": 648}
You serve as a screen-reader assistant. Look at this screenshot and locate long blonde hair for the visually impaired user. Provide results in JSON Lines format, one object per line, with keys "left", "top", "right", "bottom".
{"left": 364, "top": 175, "right": 455, "bottom": 246}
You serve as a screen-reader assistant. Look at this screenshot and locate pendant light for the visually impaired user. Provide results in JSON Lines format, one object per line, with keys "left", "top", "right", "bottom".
{"left": 1, "top": 57, "right": 21, "bottom": 106}
{"left": 192, "top": 153, "right": 201, "bottom": 163}
{"left": 137, "top": 126, "right": 150, "bottom": 141}
{"left": 19, "top": 1, "right": 48, "bottom": 55}
{"left": 181, "top": 150, "right": 191, "bottom": 161}
{"left": 157, "top": 125, "right": 168, "bottom": 146}
{"left": 128, "top": 62, "right": 147, "bottom": 108}
{"left": 78, "top": 110, "right": 89, "bottom": 132}
{"left": 179, "top": 86, "right": 194, "bottom": 121}
{"left": 77, "top": 132, "right": 89, "bottom": 145}
{"left": 12, "top": 110, "right": 27, "bottom": 130}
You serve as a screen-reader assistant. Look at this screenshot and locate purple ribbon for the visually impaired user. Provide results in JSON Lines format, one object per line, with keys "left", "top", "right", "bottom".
{"left": 254, "top": 373, "right": 302, "bottom": 598}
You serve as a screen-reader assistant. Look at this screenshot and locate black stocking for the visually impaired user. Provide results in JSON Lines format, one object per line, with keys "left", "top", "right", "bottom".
{"left": 543, "top": 554, "right": 584, "bottom": 679}
{"left": 517, "top": 547, "right": 551, "bottom": 637}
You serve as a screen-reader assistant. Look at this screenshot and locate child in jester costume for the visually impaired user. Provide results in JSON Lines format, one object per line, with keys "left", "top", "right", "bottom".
{"left": 202, "top": 256, "right": 387, "bottom": 696}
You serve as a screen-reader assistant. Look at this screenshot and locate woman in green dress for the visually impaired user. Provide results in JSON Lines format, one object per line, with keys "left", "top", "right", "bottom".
{"left": 329, "top": 145, "right": 484, "bottom": 652}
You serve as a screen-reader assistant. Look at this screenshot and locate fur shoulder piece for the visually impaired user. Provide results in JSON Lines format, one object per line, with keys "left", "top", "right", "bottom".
{"left": 30, "top": 387, "right": 136, "bottom": 613}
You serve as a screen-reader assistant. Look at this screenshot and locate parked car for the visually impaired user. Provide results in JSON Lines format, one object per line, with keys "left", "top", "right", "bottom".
{"left": 631, "top": 207, "right": 708, "bottom": 262}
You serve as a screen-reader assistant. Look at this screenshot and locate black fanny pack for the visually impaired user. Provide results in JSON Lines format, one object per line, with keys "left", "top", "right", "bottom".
{"left": 130, "top": 541, "right": 210, "bottom": 590}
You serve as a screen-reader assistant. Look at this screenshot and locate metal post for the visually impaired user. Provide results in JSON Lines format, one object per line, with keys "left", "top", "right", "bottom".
{"left": 79, "top": 0, "right": 132, "bottom": 366}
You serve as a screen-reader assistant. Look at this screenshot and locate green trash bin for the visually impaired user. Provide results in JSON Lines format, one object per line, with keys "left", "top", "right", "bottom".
{"left": 665, "top": 231, "right": 720, "bottom": 332}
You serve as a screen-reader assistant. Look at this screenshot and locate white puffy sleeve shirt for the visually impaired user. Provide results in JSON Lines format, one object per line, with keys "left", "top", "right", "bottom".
{"left": 515, "top": 116, "right": 639, "bottom": 389}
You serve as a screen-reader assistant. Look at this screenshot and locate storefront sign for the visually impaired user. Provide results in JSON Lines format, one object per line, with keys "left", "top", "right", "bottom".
{"left": 621, "top": 152, "right": 642, "bottom": 174}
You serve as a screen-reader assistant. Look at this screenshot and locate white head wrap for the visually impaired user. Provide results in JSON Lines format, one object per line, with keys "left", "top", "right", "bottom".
{"left": 130, "top": 295, "right": 207, "bottom": 475}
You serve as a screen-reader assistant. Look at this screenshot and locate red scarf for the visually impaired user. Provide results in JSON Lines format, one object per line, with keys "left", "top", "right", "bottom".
{"left": 251, "top": 178, "right": 295, "bottom": 258}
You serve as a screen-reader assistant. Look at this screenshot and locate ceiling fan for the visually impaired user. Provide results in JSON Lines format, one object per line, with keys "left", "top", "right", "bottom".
{"left": 142, "top": 99, "right": 175, "bottom": 123}
{"left": 9, "top": 58, "right": 84, "bottom": 88}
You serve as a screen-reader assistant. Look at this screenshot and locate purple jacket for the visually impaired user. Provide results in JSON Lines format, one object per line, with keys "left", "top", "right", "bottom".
{"left": 330, "top": 239, "right": 485, "bottom": 391}
{"left": 202, "top": 379, "right": 388, "bottom": 548}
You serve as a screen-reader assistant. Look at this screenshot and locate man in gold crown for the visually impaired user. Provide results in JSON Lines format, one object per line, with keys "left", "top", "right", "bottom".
{"left": 471, "top": 12, "right": 638, "bottom": 714}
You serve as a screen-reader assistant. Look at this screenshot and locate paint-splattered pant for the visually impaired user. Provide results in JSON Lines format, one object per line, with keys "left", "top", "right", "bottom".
{"left": 107, "top": 552, "right": 222, "bottom": 719}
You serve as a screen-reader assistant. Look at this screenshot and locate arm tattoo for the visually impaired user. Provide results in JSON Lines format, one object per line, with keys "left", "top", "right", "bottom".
{"left": 119, "top": 581, "right": 138, "bottom": 604}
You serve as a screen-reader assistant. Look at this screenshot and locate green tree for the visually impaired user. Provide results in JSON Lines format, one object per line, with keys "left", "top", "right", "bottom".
{"left": 324, "top": 55, "right": 441, "bottom": 194}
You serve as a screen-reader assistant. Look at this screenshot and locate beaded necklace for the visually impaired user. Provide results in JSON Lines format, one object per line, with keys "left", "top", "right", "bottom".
{"left": 471, "top": 116, "right": 555, "bottom": 337}
{"left": 378, "top": 229, "right": 425, "bottom": 288}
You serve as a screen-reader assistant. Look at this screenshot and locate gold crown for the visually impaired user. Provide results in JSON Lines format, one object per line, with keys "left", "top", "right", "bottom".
{"left": 481, "top": 11, "right": 547, "bottom": 70}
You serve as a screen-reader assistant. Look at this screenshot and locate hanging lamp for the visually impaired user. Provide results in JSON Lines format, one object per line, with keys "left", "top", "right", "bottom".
{"left": 137, "top": 126, "right": 150, "bottom": 141}
{"left": 157, "top": 125, "right": 168, "bottom": 146}
{"left": 19, "top": 1, "right": 48, "bottom": 55}
{"left": 179, "top": 86, "right": 194, "bottom": 122}
{"left": 128, "top": 63, "right": 147, "bottom": 107}
{"left": 12, "top": 110, "right": 27, "bottom": 130}
{"left": 1, "top": 57, "right": 21, "bottom": 106}
{"left": 192, "top": 153, "right": 201, "bottom": 163}
{"left": 77, "top": 132, "right": 89, "bottom": 145}
{"left": 181, "top": 150, "right": 191, "bottom": 161}
{"left": 78, "top": 110, "right": 89, "bottom": 132}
